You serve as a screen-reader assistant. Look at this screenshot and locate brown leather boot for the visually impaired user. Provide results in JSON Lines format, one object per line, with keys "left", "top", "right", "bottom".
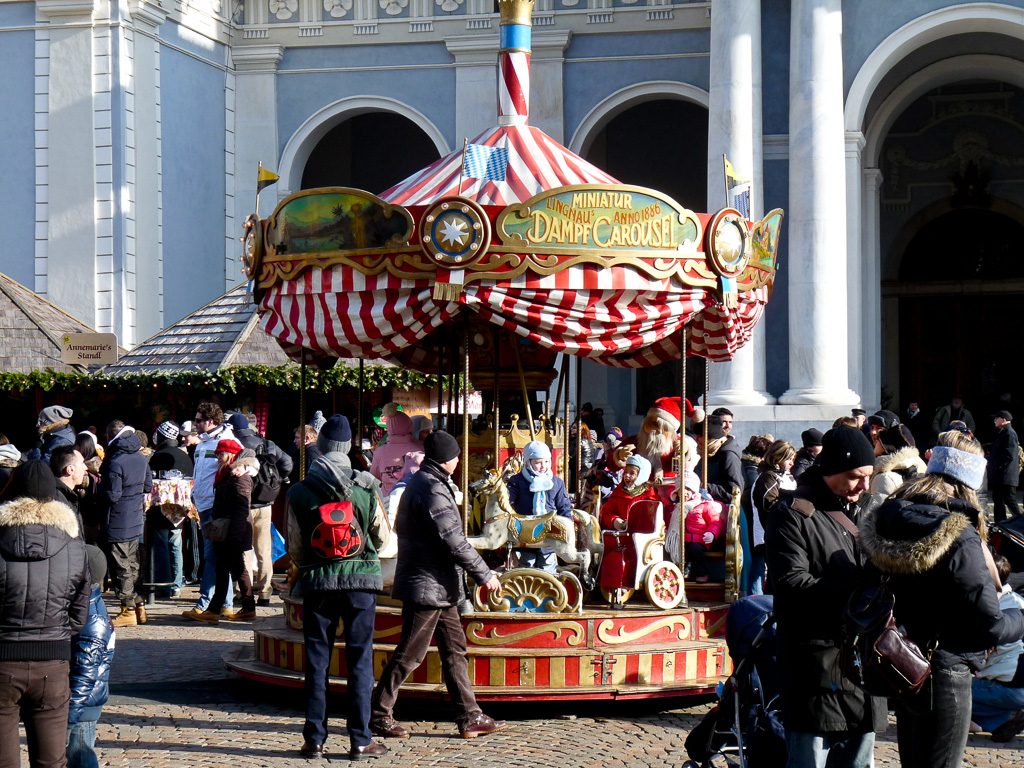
{"left": 111, "top": 607, "right": 137, "bottom": 628}
{"left": 135, "top": 604, "right": 148, "bottom": 625}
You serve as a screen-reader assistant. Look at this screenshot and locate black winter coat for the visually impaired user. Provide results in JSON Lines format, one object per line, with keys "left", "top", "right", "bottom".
{"left": 702, "top": 437, "right": 744, "bottom": 506}
{"left": 860, "top": 496, "right": 1024, "bottom": 671}
{"left": 40, "top": 425, "right": 76, "bottom": 465}
{"left": 99, "top": 432, "right": 153, "bottom": 542}
{"left": 988, "top": 424, "right": 1020, "bottom": 487}
{"left": 0, "top": 496, "right": 90, "bottom": 661}
{"left": 149, "top": 439, "right": 194, "bottom": 477}
{"left": 392, "top": 459, "right": 492, "bottom": 608}
{"left": 234, "top": 428, "right": 294, "bottom": 484}
{"left": 764, "top": 468, "right": 886, "bottom": 734}
{"left": 69, "top": 585, "right": 114, "bottom": 724}
{"left": 792, "top": 448, "right": 817, "bottom": 479}
{"left": 211, "top": 458, "right": 258, "bottom": 549}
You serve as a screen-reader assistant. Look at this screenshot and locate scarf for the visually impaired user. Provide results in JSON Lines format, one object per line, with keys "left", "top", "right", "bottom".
{"left": 522, "top": 462, "right": 554, "bottom": 515}
{"left": 704, "top": 436, "right": 727, "bottom": 458}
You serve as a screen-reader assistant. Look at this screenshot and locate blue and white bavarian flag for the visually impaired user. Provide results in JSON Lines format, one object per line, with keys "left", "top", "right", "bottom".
{"left": 463, "top": 143, "right": 509, "bottom": 182}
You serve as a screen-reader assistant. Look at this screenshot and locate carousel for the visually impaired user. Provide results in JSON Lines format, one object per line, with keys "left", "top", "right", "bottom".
{"left": 225, "top": 0, "right": 783, "bottom": 701}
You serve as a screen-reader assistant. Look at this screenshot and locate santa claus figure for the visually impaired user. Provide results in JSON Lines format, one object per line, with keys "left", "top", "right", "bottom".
{"left": 620, "top": 397, "right": 704, "bottom": 481}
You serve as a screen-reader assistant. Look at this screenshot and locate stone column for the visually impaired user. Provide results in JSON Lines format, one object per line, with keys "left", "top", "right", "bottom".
{"left": 779, "top": 0, "right": 859, "bottom": 406}
{"left": 705, "top": 0, "right": 773, "bottom": 406}
{"left": 862, "top": 167, "right": 884, "bottom": 410}
{"left": 232, "top": 45, "right": 283, "bottom": 226}
{"left": 844, "top": 131, "right": 865, "bottom": 403}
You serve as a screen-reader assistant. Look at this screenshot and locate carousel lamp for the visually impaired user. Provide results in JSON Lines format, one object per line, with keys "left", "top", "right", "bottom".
{"left": 497, "top": 0, "right": 535, "bottom": 127}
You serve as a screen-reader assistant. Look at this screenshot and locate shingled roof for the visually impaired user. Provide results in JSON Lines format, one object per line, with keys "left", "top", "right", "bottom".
{"left": 0, "top": 272, "right": 98, "bottom": 373}
{"left": 104, "top": 283, "right": 291, "bottom": 374}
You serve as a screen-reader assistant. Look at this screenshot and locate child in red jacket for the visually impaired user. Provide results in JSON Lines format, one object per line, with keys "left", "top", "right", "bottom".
{"left": 682, "top": 472, "right": 724, "bottom": 582}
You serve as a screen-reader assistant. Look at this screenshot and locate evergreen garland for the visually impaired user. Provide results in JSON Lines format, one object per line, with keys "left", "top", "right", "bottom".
{"left": 0, "top": 365, "right": 459, "bottom": 394}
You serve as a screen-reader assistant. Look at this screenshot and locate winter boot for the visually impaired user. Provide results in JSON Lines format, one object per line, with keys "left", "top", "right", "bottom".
{"left": 111, "top": 607, "right": 138, "bottom": 628}
{"left": 135, "top": 604, "right": 148, "bottom": 625}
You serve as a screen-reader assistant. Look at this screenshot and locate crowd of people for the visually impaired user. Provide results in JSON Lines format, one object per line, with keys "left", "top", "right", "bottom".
{"left": 1, "top": 391, "right": 1022, "bottom": 767}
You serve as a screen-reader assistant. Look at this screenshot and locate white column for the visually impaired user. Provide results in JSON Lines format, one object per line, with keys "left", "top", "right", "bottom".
{"left": 706, "top": 0, "right": 773, "bottom": 406}
{"left": 530, "top": 30, "right": 571, "bottom": 142}
{"left": 129, "top": 0, "right": 166, "bottom": 342}
{"left": 862, "top": 168, "right": 883, "bottom": 410}
{"left": 844, "top": 131, "right": 865, "bottom": 403}
{"left": 232, "top": 45, "right": 283, "bottom": 231}
{"left": 779, "top": 0, "right": 859, "bottom": 406}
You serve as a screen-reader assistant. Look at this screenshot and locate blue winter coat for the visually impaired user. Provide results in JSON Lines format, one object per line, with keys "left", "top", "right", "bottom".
{"left": 40, "top": 425, "right": 76, "bottom": 465}
{"left": 69, "top": 585, "right": 114, "bottom": 724}
{"left": 99, "top": 432, "right": 153, "bottom": 542}
{"left": 506, "top": 472, "right": 572, "bottom": 519}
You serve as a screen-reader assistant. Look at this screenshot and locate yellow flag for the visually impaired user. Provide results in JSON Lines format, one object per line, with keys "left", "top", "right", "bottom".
{"left": 723, "top": 156, "right": 749, "bottom": 184}
{"left": 257, "top": 166, "right": 279, "bottom": 193}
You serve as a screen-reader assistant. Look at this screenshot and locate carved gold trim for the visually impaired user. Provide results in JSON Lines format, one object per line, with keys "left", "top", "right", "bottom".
{"left": 465, "top": 620, "right": 585, "bottom": 647}
{"left": 595, "top": 615, "right": 692, "bottom": 645}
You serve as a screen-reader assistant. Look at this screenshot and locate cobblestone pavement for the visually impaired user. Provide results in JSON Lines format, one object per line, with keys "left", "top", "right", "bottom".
{"left": 17, "top": 589, "right": 1024, "bottom": 767}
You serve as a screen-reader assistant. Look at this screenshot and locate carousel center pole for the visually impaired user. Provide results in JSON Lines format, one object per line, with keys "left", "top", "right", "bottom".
{"left": 497, "top": 0, "right": 533, "bottom": 128}
{"left": 702, "top": 343, "right": 710, "bottom": 490}
{"left": 575, "top": 356, "right": 583, "bottom": 497}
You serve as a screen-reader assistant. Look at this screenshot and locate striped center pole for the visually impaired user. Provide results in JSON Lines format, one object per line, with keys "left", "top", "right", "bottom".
{"left": 497, "top": 0, "right": 534, "bottom": 126}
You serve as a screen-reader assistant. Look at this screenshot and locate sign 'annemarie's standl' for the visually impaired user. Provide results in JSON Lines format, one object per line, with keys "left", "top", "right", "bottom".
{"left": 61, "top": 332, "right": 118, "bottom": 365}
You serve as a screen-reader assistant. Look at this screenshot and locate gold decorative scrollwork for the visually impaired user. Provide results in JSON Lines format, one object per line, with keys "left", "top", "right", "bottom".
{"left": 473, "top": 568, "right": 580, "bottom": 614}
{"left": 595, "top": 616, "right": 692, "bottom": 645}
{"left": 465, "top": 620, "right": 585, "bottom": 647}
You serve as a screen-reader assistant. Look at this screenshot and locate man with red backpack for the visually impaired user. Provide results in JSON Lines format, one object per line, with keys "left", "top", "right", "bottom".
{"left": 287, "top": 414, "right": 388, "bottom": 761}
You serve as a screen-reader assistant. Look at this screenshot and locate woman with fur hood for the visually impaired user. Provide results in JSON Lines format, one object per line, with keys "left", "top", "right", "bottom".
{"left": 868, "top": 423, "right": 925, "bottom": 500}
{"left": 860, "top": 430, "right": 1024, "bottom": 768}
{"left": 186, "top": 439, "right": 260, "bottom": 624}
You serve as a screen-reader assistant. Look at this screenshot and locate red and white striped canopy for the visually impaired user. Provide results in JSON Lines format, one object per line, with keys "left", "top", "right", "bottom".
{"left": 257, "top": 264, "right": 767, "bottom": 370}
{"left": 381, "top": 124, "right": 618, "bottom": 207}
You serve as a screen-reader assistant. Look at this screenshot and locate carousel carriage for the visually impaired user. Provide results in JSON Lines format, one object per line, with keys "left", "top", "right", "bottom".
{"left": 225, "top": 0, "right": 782, "bottom": 700}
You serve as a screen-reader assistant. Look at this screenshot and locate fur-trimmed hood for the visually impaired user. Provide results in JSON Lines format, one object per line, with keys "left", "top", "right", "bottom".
{"left": 0, "top": 497, "right": 80, "bottom": 561}
{"left": 859, "top": 496, "right": 975, "bottom": 575}
{"left": 873, "top": 446, "right": 926, "bottom": 478}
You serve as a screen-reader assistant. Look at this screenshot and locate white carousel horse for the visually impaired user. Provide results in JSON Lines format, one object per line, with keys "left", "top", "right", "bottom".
{"left": 467, "top": 457, "right": 603, "bottom": 587}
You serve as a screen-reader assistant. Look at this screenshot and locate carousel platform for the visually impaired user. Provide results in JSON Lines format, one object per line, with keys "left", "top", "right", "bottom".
{"left": 224, "top": 595, "right": 731, "bottom": 701}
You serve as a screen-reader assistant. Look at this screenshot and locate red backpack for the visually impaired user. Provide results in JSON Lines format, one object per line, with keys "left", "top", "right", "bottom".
{"left": 305, "top": 473, "right": 368, "bottom": 562}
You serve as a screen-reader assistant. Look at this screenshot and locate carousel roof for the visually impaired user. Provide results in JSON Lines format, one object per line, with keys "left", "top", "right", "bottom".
{"left": 381, "top": 124, "right": 619, "bottom": 207}
{"left": 0, "top": 272, "right": 100, "bottom": 373}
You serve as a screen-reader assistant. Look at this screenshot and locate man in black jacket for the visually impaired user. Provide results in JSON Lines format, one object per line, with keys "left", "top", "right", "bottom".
{"left": 765, "top": 427, "right": 885, "bottom": 767}
{"left": 227, "top": 413, "right": 293, "bottom": 606}
{"left": 370, "top": 431, "right": 505, "bottom": 741}
{"left": 0, "top": 461, "right": 90, "bottom": 768}
{"left": 698, "top": 414, "right": 744, "bottom": 506}
{"left": 989, "top": 410, "right": 1020, "bottom": 523}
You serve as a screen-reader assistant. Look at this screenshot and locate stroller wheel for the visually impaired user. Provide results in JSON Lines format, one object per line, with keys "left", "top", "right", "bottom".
{"left": 680, "top": 762, "right": 701, "bottom": 768}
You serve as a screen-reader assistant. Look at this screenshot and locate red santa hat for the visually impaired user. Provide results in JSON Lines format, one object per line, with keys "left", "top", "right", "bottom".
{"left": 647, "top": 397, "right": 705, "bottom": 432}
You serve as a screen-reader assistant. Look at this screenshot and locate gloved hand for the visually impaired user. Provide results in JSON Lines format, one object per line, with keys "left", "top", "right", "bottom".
{"left": 702, "top": 531, "right": 714, "bottom": 545}
{"left": 614, "top": 518, "right": 627, "bottom": 531}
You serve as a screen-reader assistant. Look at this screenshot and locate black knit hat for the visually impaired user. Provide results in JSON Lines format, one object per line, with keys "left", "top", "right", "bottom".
{"left": 4, "top": 460, "right": 57, "bottom": 502}
{"left": 818, "top": 427, "right": 876, "bottom": 477}
{"left": 424, "top": 431, "right": 461, "bottom": 463}
{"left": 317, "top": 414, "right": 352, "bottom": 454}
{"left": 801, "top": 428, "right": 823, "bottom": 448}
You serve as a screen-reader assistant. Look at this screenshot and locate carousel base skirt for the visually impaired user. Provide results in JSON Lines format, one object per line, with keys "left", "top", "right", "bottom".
{"left": 224, "top": 597, "right": 732, "bottom": 702}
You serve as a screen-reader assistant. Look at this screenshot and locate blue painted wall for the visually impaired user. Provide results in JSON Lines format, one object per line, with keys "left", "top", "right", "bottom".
{"left": 563, "top": 29, "right": 710, "bottom": 136}
{"left": 277, "top": 44, "right": 455, "bottom": 154}
{"left": 0, "top": 4, "right": 39, "bottom": 288}
{"left": 159, "top": 40, "right": 227, "bottom": 316}
{"left": 841, "top": 0, "right": 1024, "bottom": 94}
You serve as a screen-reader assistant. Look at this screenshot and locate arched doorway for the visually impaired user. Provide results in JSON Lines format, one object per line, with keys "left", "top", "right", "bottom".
{"left": 301, "top": 112, "right": 440, "bottom": 193}
{"left": 889, "top": 207, "right": 1024, "bottom": 436}
{"left": 581, "top": 98, "right": 710, "bottom": 417}
{"left": 876, "top": 78, "right": 1024, "bottom": 433}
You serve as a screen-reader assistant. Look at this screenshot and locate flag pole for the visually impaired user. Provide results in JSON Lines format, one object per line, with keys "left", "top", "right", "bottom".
{"left": 722, "top": 153, "right": 729, "bottom": 204}
{"left": 256, "top": 160, "right": 263, "bottom": 218}
{"left": 457, "top": 137, "right": 468, "bottom": 197}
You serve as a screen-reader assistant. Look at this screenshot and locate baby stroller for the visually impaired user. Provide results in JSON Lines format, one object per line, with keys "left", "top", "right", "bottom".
{"left": 683, "top": 595, "right": 786, "bottom": 768}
